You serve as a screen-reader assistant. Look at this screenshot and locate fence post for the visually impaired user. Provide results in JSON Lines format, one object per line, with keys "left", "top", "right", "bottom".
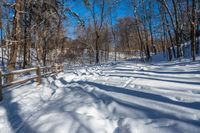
{"left": 36, "top": 66, "right": 41, "bottom": 85}
{"left": 0, "top": 71, "right": 3, "bottom": 101}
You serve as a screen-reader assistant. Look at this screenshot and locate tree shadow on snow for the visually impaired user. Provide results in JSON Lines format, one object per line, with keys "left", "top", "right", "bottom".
{"left": 77, "top": 81, "right": 200, "bottom": 110}
{"left": 107, "top": 74, "right": 200, "bottom": 86}
{"left": 141, "top": 70, "right": 200, "bottom": 75}
{"left": 74, "top": 81, "right": 200, "bottom": 127}
{"left": 0, "top": 83, "right": 37, "bottom": 133}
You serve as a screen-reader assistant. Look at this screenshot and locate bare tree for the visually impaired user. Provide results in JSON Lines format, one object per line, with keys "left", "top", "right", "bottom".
{"left": 190, "top": 0, "right": 197, "bottom": 60}
{"left": 84, "top": 0, "right": 106, "bottom": 64}
{"left": 7, "top": 0, "right": 22, "bottom": 82}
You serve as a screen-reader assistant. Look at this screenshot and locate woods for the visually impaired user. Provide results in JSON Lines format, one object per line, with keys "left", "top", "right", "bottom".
{"left": 1, "top": 1, "right": 200, "bottom": 132}
{"left": 0, "top": 0, "right": 199, "bottom": 71}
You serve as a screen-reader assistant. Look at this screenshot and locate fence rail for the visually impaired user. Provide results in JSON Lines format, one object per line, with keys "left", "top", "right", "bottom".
{"left": 0, "top": 64, "right": 64, "bottom": 101}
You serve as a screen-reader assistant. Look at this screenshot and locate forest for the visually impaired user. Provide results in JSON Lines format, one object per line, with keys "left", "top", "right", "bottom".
{"left": 0, "top": 1, "right": 200, "bottom": 133}
{"left": 0, "top": 0, "right": 199, "bottom": 69}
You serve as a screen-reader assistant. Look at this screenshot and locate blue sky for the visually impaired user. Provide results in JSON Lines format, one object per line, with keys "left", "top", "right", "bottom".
{"left": 64, "top": 0, "right": 134, "bottom": 39}
{"left": 64, "top": 0, "right": 163, "bottom": 39}
{"left": 0, "top": 0, "right": 161, "bottom": 40}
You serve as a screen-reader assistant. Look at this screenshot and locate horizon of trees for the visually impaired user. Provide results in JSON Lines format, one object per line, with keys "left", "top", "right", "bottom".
{"left": 0, "top": 0, "right": 199, "bottom": 75}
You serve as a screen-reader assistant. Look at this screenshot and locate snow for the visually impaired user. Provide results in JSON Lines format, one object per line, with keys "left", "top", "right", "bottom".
{"left": 0, "top": 57, "right": 200, "bottom": 133}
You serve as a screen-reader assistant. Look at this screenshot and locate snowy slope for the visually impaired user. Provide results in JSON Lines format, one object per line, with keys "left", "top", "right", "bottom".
{"left": 0, "top": 58, "right": 200, "bottom": 133}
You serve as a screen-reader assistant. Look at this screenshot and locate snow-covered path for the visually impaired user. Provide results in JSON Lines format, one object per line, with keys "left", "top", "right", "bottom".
{"left": 0, "top": 60, "right": 200, "bottom": 133}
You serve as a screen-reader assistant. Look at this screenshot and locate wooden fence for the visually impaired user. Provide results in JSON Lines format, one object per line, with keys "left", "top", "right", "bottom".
{"left": 0, "top": 64, "right": 64, "bottom": 101}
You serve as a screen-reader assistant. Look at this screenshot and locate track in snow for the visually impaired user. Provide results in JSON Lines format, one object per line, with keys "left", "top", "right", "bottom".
{"left": 0, "top": 60, "right": 200, "bottom": 133}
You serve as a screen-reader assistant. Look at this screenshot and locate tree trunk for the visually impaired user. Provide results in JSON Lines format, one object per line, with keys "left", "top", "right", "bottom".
{"left": 7, "top": 0, "right": 21, "bottom": 82}
{"left": 95, "top": 32, "right": 100, "bottom": 64}
{"left": 164, "top": 14, "right": 176, "bottom": 58}
{"left": 191, "top": 0, "right": 197, "bottom": 61}
{"left": 172, "top": 0, "right": 181, "bottom": 59}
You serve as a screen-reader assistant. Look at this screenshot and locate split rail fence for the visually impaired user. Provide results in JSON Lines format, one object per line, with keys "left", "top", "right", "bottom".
{"left": 0, "top": 64, "right": 64, "bottom": 101}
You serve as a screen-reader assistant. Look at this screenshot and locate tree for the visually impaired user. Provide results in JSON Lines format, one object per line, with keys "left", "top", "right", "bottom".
{"left": 84, "top": 0, "right": 106, "bottom": 64}
{"left": 190, "top": 0, "right": 197, "bottom": 61}
{"left": 7, "top": 0, "right": 22, "bottom": 82}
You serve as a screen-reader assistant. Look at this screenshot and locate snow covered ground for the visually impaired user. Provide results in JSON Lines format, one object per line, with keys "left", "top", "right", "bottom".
{"left": 0, "top": 58, "right": 200, "bottom": 133}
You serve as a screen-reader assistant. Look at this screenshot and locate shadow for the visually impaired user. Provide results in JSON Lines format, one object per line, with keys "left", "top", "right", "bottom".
{"left": 107, "top": 74, "right": 200, "bottom": 85}
{"left": 64, "top": 80, "right": 200, "bottom": 127}
{"left": 113, "top": 95, "right": 200, "bottom": 127}
{"left": 59, "top": 77, "right": 69, "bottom": 85}
{"left": 32, "top": 85, "right": 95, "bottom": 133}
{"left": 141, "top": 70, "right": 200, "bottom": 75}
{"left": 76, "top": 81, "right": 200, "bottom": 110}
{"left": 152, "top": 60, "right": 200, "bottom": 67}
{"left": 103, "top": 70, "right": 199, "bottom": 81}
{"left": 69, "top": 113, "right": 93, "bottom": 133}
{"left": 0, "top": 83, "right": 37, "bottom": 133}
{"left": 134, "top": 75, "right": 200, "bottom": 85}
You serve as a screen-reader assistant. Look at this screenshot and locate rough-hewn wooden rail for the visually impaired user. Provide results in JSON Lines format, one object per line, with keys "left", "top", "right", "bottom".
{"left": 0, "top": 64, "right": 64, "bottom": 101}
